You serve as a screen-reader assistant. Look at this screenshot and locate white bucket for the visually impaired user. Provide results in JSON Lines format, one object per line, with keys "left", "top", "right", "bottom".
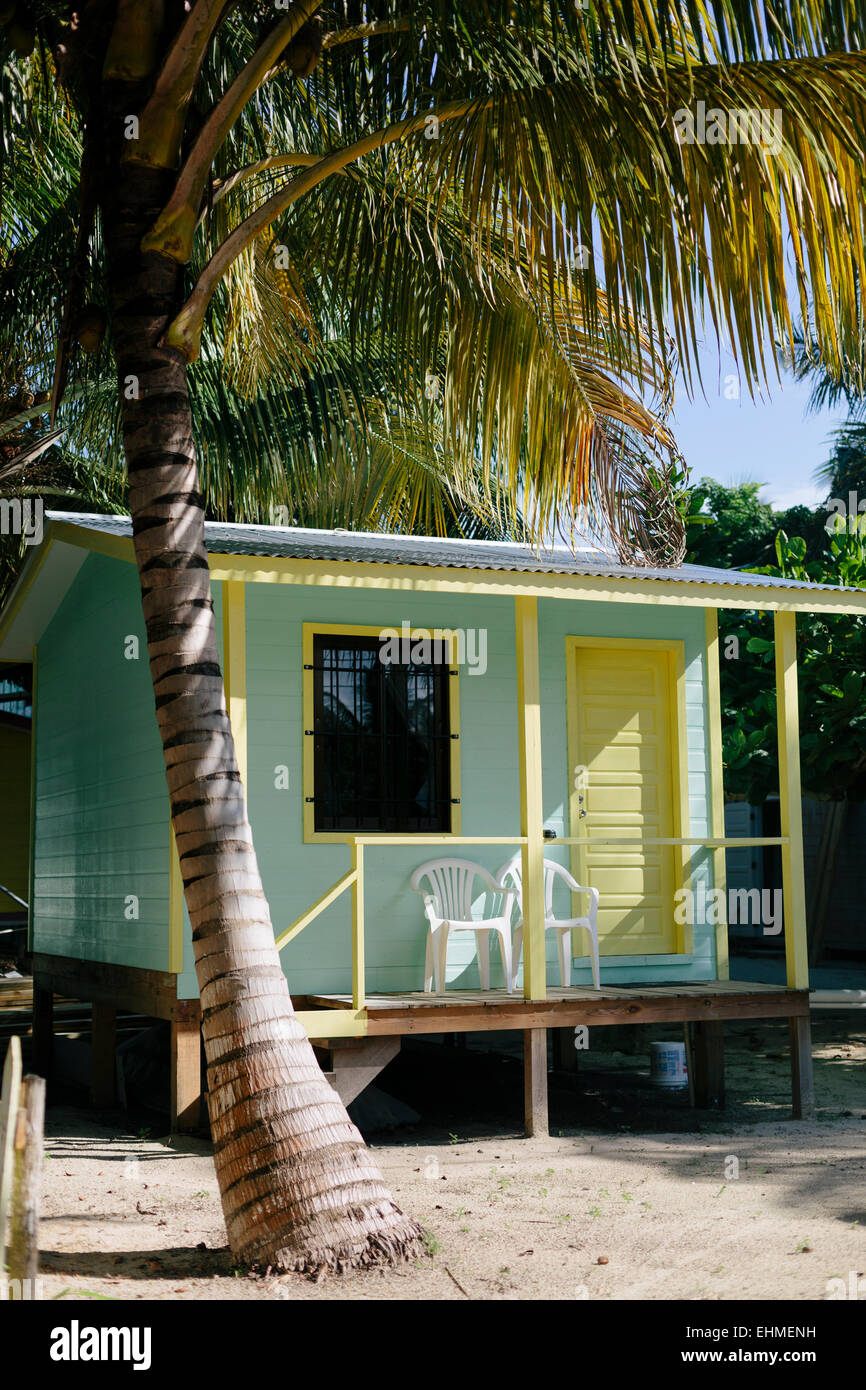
{"left": 649, "top": 1041, "right": 688, "bottom": 1089}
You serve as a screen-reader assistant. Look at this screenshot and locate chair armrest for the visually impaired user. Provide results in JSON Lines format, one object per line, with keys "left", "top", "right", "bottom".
{"left": 493, "top": 886, "right": 518, "bottom": 923}
{"left": 550, "top": 862, "right": 598, "bottom": 918}
{"left": 573, "top": 885, "right": 599, "bottom": 915}
{"left": 421, "top": 894, "right": 442, "bottom": 927}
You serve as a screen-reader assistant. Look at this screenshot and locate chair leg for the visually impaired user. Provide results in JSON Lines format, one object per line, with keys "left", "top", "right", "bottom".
{"left": 476, "top": 930, "right": 491, "bottom": 990}
{"left": 424, "top": 931, "right": 435, "bottom": 993}
{"left": 556, "top": 928, "right": 571, "bottom": 988}
{"left": 511, "top": 924, "right": 523, "bottom": 991}
{"left": 435, "top": 924, "right": 450, "bottom": 994}
{"left": 588, "top": 927, "right": 601, "bottom": 990}
{"left": 498, "top": 927, "right": 514, "bottom": 994}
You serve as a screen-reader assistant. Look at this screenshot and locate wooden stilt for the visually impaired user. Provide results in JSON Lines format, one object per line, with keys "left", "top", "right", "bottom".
{"left": 683, "top": 1022, "right": 696, "bottom": 1107}
{"left": 789, "top": 1015, "right": 816, "bottom": 1119}
{"left": 523, "top": 1028, "right": 549, "bottom": 1137}
{"left": 170, "top": 1020, "right": 202, "bottom": 1132}
{"left": 90, "top": 1003, "right": 116, "bottom": 1108}
{"left": 692, "top": 1020, "right": 725, "bottom": 1108}
{"left": 31, "top": 984, "right": 53, "bottom": 1080}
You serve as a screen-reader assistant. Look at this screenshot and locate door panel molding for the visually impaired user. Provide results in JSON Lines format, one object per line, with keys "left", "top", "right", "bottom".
{"left": 565, "top": 636, "right": 691, "bottom": 956}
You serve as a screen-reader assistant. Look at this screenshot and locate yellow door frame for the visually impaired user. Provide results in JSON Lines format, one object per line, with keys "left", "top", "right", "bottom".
{"left": 565, "top": 635, "right": 691, "bottom": 956}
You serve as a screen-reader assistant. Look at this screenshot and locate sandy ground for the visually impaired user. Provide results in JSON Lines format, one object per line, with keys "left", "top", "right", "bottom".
{"left": 32, "top": 1013, "right": 866, "bottom": 1302}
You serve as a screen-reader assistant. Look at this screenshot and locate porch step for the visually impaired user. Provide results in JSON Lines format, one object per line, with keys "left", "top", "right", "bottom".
{"left": 314, "top": 1036, "right": 401, "bottom": 1105}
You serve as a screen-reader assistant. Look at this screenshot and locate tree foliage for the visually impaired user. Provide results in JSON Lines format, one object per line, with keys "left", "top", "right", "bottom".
{"left": 686, "top": 481, "right": 866, "bottom": 802}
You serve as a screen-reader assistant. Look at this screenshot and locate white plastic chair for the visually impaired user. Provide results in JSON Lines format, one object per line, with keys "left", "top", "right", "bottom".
{"left": 497, "top": 855, "right": 600, "bottom": 991}
{"left": 410, "top": 858, "right": 518, "bottom": 994}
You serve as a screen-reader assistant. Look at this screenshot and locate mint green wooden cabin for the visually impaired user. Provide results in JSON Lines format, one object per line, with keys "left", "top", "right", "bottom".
{"left": 3, "top": 511, "right": 863, "bottom": 1130}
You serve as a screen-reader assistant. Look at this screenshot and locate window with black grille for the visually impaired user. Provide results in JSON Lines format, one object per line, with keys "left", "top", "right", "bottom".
{"left": 311, "top": 633, "right": 453, "bottom": 833}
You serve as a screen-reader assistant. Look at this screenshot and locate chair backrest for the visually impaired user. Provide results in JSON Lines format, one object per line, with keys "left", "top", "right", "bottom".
{"left": 496, "top": 855, "right": 524, "bottom": 917}
{"left": 497, "top": 855, "right": 583, "bottom": 919}
{"left": 410, "top": 858, "right": 499, "bottom": 922}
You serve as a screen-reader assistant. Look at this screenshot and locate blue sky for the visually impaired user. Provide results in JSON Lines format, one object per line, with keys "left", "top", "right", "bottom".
{"left": 669, "top": 350, "right": 848, "bottom": 514}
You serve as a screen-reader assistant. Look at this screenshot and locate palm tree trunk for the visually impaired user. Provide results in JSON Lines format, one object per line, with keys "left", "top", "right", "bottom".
{"left": 100, "top": 129, "right": 421, "bottom": 1274}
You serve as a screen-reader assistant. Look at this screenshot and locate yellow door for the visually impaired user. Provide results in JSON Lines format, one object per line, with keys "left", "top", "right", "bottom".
{"left": 569, "top": 642, "right": 682, "bottom": 955}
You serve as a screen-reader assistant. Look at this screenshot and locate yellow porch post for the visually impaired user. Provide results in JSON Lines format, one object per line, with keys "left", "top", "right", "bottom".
{"left": 514, "top": 596, "right": 546, "bottom": 999}
{"left": 774, "top": 611, "right": 809, "bottom": 989}
{"left": 222, "top": 580, "right": 248, "bottom": 790}
{"left": 351, "top": 841, "right": 366, "bottom": 1012}
{"left": 704, "top": 610, "right": 729, "bottom": 980}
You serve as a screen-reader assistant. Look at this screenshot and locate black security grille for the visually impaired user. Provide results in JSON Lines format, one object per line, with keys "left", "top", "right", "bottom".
{"left": 311, "top": 634, "right": 453, "bottom": 833}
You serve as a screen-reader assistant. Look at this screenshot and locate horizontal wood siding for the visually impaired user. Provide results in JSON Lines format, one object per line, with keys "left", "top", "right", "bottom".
{"left": 32, "top": 554, "right": 171, "bottom": 970}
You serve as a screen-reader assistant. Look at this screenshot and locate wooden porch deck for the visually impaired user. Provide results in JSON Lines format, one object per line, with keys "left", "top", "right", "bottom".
{"left": 301, "top": 980, "right": 814, "bottom": 1133}
{"left": 303, "top": 979, "right": 809, "bottom": 1035}
{"left": 25, "top": 953, "right": 815, "bottom": 1137}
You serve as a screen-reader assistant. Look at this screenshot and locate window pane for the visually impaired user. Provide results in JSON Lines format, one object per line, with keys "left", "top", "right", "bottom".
{"left": 313, "top": 634, "right": 452, "bottom": 832}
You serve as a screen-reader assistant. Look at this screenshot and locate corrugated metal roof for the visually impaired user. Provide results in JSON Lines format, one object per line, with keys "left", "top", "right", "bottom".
{"left": 48, "top": 510, "right": 863, "bottom": 595}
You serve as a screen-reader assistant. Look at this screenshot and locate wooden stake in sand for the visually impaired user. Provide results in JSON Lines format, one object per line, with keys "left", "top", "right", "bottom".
{"left": 1, "top": 1037, "right": 45, "bottom": 1299}
{"left": 0, "top": 1036, "right": 23, "bottom": 1289}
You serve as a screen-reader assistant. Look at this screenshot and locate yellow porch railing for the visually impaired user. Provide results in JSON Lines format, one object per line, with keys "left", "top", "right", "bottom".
{"left": 275, "top": 833, "right": 789, "bottom": 1037}
{"left": 276, "top": 836, "right": 527, "bottom": 1020}
{"left": 547, "top": 837, "right": 788, "bottom": 848}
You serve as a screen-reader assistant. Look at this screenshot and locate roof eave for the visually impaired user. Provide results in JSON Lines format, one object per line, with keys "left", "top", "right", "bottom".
{"left": 201, "top": 549, "right": 866, "bottom": 613}
{"left": 7, "top": 518, "right": 866, "bottom": 626}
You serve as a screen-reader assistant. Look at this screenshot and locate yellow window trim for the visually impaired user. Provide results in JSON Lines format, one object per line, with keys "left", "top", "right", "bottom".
{"left": 302, "top": 621, "right": 462, "bottom": 845}
{"left": 565, "top": 635, "right": 692, "bottom": 956}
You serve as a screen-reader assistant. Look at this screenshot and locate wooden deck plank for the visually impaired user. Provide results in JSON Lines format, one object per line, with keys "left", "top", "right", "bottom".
{"left": 303, "top": 981, "right": 809, "bottom": 1038}
{"left": 309, "top": 979, "right": 795, "bottom": 1009}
